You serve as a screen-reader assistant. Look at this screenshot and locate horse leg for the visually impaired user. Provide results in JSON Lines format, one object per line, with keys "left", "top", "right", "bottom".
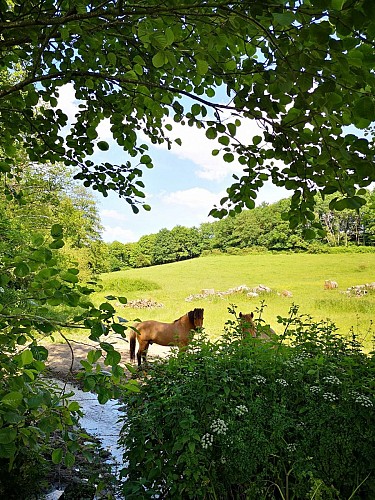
{"left": 137, "top": 340, "right": 150, "bottom": 366}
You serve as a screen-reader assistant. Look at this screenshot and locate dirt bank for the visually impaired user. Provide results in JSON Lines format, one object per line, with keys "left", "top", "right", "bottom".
{"left": 43, "top": 334, "right": 172, "bottom": 379}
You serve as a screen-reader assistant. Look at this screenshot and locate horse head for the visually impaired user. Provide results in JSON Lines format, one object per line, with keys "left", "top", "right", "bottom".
{"left": 239, "top": 311, "right": 256, "bottom": 337}
{"left": 188, "top": 308, "right": 204, "bottom": 329}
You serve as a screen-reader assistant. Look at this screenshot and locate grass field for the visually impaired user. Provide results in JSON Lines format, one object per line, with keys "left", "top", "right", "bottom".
{"left": 94, "top": 253, "right": 375, "bottom": 349}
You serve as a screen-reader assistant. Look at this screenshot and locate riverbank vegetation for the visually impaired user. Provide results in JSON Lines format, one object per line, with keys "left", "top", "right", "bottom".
{"left": 121, "top": 307, "right": 375, "bottom": 499}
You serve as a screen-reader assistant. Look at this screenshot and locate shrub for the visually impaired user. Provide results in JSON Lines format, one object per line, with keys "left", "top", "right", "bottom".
{"left": 119, "top": 307, "right": 375, "bottom": 499}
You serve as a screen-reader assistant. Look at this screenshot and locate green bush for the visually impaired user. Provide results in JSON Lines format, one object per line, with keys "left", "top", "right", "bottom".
{"left": 119, "top": 307, "right": 375, "bottom": 499}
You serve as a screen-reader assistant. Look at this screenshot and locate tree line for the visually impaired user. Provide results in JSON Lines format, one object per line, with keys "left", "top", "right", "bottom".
{"left": 3, "top": 163, "right": 374, "bottom": 278}
{"left": 106, "top": 189, "right": 375, "bottom": 271}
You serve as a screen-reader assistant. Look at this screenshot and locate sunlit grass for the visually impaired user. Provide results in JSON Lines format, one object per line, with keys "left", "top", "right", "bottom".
{"left": 92, "top": 253, "right": 375, "bottom": 349}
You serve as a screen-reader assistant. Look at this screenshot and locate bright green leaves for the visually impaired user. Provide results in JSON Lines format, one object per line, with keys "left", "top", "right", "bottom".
{"left": 1, "top": 392, "right": 23, "bottom": 408}
{"left": 196, "top": 59, "right": 209, "bottom": 75}
{"left": 152, "top": 51, "right": 166, "bottom": 68}
{"left": 51, "top": 448, "right": 63, "bottom": 464}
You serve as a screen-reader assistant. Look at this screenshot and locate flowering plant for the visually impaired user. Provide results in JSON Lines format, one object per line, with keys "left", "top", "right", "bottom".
{"left": 120, "top": 305, "right": 375, "bottom": 499}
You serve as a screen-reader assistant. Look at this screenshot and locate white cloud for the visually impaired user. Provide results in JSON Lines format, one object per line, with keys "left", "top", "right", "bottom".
{"left": 56, "top": 83, "right": 79, "bottom": 123}
{"left": 96, "top": 118, "right": 113, "bottom": 141}
{"left": 162, "top": 187, "right": 224, "bottom": 210}
{"left": 55, "top": 84, "right": 266, "bottom": 185}
{"left": 141, "top": 115, "right": 266, "bottom": 182}
{"left": 101, "top": 225, "right": 138, "bottom": 243}
{"left": 100, "top": 209, "right": 128, "bottom": 221}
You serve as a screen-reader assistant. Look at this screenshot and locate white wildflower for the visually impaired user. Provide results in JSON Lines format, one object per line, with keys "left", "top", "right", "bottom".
{"left": 286, "top": 443, "right": 297, "bottom": 453}
{"left": 275, "top": 378, "right": 289, "bottom": 387}
{"left": 322, "top": 376, "right": 342, "bottom": 385}
{"left": 235, "top": 405, "right": 248, "bottom": 416}
{"left": 211, "top": 418, "right": 228, "bottom": 435}
{"left": 322, "top": 392, "right": 338, "bottom": 402}
{"left": 354, "top": 394, "right": 373, "bottom": 408}
{"left": 309, "top": 386, "right": 320, "bottom": 394}
{"left": 201, "top": 433, "right": 214, "bottom": 449}
{"left": 252, "top": 375, "right": 266, "bottom": 384}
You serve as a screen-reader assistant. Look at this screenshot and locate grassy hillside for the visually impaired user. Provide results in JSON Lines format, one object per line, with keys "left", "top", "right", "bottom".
{"left": 94, "top": 253, "right": 375, "bottom": 348}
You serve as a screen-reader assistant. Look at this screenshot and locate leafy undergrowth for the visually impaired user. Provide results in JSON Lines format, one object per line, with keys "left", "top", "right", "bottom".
{"left": 0, "top": 421, "right": 118, "bottom": 500}
{"left": 119, "top": 306, "right": 375, "bottom": 499}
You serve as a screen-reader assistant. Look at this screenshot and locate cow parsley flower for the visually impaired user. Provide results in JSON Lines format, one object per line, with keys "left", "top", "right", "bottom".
{"left": 235, "top": 405, "right": 248, "bottom": 416}
{"left": 275, "top": 378, "right": 289, "bottom": 387}
{"left": 309, "top": 386, "right": 320, "bottom": 394}
{"left": 211, "top": 418, "right": 228, "bottom": 435}
{"left": 354, "top": 394, "right": 373, "bottom": 408}
{"left": 252, "top": 375, "right": 266, "bottom": 384}
{"left": 322, "top": 376, "right": 342, "bottom": 385}
{"left": 286, "top": 443, "right": 297, "bottom": 453}
{"left": 323, "top": 392, "right": 338, "bottom": 402}
{"left": 201, "top": 433, "right": 214, "bottom": 449}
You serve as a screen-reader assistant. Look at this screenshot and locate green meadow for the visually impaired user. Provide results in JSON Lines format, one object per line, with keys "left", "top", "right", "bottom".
{"left": 95, "top": 252, "right": 375, "bottom": 349}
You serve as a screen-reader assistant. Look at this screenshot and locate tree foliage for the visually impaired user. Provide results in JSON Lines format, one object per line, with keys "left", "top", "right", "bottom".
{"left": 1, "top": 0, "right": 374, "bottom": 233}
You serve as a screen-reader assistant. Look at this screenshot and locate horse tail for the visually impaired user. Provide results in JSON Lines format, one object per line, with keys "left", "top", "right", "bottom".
{"left": 129, "top": 327, "right": 137, "bottom": 361}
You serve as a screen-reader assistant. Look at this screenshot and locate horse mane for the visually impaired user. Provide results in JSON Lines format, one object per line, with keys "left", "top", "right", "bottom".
{"left": 172, "top": 309, "right": 204, "bottom": 326}
{"left": 187, "top": 310, "right": 195, "bottom": 325}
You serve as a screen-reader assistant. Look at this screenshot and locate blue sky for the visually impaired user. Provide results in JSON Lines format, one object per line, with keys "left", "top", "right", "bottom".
{"left": 58, "top": 84, "right": 289, "bottom": 243}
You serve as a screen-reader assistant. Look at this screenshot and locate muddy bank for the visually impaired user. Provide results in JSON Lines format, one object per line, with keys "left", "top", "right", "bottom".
{"left": 43, "top": 334, "right": 172, "bottom": 379}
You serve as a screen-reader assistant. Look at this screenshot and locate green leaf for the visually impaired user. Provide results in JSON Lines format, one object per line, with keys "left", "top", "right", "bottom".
{"left": 51, "top": 224, "right": 63, "bottom": 238}
{"left": 0, "top": 428, "right": 17, "bottom": 444}
{"left": 152, "top": 51, "right": 166, "bottom": 68}
{"left": 68, "top": 401, "right": 81, "bottom": 412}
{"left": 353, "top": 97, "right": 375, "bottom": 121}
{"left": 105, "top": 350, "right": 121, "bottom": 366}
{"left": 272, "top": 12, "right": 295, "bottom": 25}
{"left": 49, "top": 238, "right": 65, "bottom": 249}
{"left": 61, "top": 272, "right": 79, "bottom": 283}
{"left": 64, "top": 451, "right": 75, "bottom": 467}
{"left": 303, "top": 228, "right": 316, "bottom": 240}
{"left": 2, "top": 392, "right": 23, "bottom": 408}
{"left": 52, "top": 448, "right": 63, "bottom": 464}
{"left": 140, "top": 154, "right": 152, "bottom": 164}
{"left": 223, "top": 153, "right": 234, "bottom": 162}
{"left": 97, "top": 141, "right": 109, "bottom": 151}
{"left": 87, "top": 349, "right": 102, "bottom": 363}
{"left": 20, "top": 349, "right": 34, "bottom": 366}
{"left": 87, "top": 127, "right": 98, "bottom": 140}
{"left": 206, "top": 128, "right": 217, "bottom": 140}
{"left": 14, "top": 262, "right": 30, "bottom": 278}
{"left": 332, "top": 0, "right": 346, "bottom": 9}
{"left": 196, "top": 59, "right": 209, "bottom": 75}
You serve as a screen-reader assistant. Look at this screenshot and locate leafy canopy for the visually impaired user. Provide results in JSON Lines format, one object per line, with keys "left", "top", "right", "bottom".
{"left": 1, "top": 0, "right": 375, "bottom": 232}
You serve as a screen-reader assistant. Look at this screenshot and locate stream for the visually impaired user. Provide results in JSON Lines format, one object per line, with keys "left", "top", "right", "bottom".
{"left": 43, "top": 379, "right": 125, "bottom": 499}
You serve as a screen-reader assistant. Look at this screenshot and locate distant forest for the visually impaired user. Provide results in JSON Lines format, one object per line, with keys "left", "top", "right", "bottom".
{"left": 106, "top": 189, "right": 375, "bottom": 271}
{"left": 2, "top": 164, "right": 374, "bottom": 279}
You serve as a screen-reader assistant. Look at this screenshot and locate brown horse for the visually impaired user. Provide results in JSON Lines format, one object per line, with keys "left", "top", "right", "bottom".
{"left": 129, "top": 308, "right": 204, "bottom": 366}
{"left": 239, "top": 312, "right": 275, "bottom": 340}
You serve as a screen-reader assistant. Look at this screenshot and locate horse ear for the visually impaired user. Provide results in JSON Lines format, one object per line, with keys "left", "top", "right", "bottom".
{"left": 250, "top": 312, "right": 254, "bottom": 318}
{"left": 239, "top": 312, "right": 243, "bottom": 318}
